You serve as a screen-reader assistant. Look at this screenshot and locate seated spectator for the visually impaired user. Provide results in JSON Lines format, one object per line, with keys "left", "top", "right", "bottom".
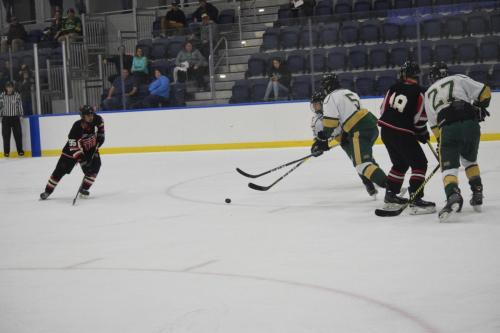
{"left": 174, "top": 41, "right": 208, "bottom": 90}
{"left": 131, "top": 47, "right": 149, "bottom": 84}
{"left": 144, "top": 69, "right": 170, "bottom": 108}
{"left": 1, "top": 17, "right": 27, "bottom": 54}
{"left": 102, "top": 68, "right": 138, "bottom": 110}
{"left": 57, "top": 8, "right": 82, "bottom": 43}
{"left": 290, "top": 0, "right": 315, "bottom": 19}
{"left": 199, "top": 12, "right": 218, "bottom": 59}
{"left": 161, "top": 0, "right": 187, "bottom": 36}
{"left": 16, "top": 68, "right": 34, "bottom": 116}
{"left": 42, "top": 9, "right": 63, "bottom": 42}
{"left": 104, "top": 54, "right": 133, "bottom": 84}
{"left": 264, "top": 58, "right": 291, "bottom": 101}
{"left": 193, "top": 0, "right": 219, "bottom": 23}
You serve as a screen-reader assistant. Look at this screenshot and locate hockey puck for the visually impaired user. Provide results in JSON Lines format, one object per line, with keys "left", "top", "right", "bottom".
{"left": 225, "top": 198, "right": 231, "bottom": 204}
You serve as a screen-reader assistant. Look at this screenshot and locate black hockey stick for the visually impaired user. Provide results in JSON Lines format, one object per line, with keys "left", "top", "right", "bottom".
{"left": 72, "top": 148, "right": 98, "bottom": 206}
{"left": 375, "top": 141, "right": 440, "bottom": 217}
{"left": 236, "top": 154, "right": 314, "bottom": 179}
{"left": 248, "top": 156, "right": 311, "bottom": 191}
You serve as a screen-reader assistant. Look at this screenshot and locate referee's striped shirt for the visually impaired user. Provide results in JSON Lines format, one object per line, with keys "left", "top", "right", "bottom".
{"left": 0, "top": 92, "right": 24, "bottom": 117}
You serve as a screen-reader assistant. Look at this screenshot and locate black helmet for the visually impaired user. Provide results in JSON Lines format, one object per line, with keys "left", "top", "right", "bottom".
{"left": 429, "top": 62, "right": 448, "bottom": 83}
{"left": 310, "top": 89, "right": 326, "bottom": 104}
{"left": 321, "top": 73, "right": 341, "bottom": 94}
{"left": 400, "top": 60, "right": 420, "bottom": 80}
{"left": 80, "top": 105, "right": 95, "bottom": 116}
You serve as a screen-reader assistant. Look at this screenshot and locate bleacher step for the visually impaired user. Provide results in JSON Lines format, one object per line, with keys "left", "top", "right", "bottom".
{"left": 229, "top": 38, "right": 262, "bottom": 48}
{"left": 241, "top": 13, "right": 278, "bottom": 25}
{"left": 193, "top": 90, "right": 233, "bottom": 100}
{"left": 223, "top": 46, "right": 260, "bottom": 57}
{"left": 241, "top": 22, "right": 274, "bottom": 32}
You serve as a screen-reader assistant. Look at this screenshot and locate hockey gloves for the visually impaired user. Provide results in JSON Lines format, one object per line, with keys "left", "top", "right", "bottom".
{"left": 478, "top": 108, "right": 490, "bottom": 122}
{"left": 311, "top": 139, "right": 330, "bottom": 157}
{"left": 416, "top": 131, "right": 430, "bottom": 144}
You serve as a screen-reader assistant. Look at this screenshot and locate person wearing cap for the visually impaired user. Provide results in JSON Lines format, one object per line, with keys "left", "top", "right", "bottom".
{"left": 0, "top": 81, "right": 24, "bottom": 157}
{"left": 199, "top": 12, "right": 218, "bottom": 59}
{"left": 57, "top": 8, "right": 82, "bottom": 43}
{"left": 0, "top": 17, "right": 27, "bottom": 54}
{"left": 162, "top": 0, "right": 187, "bottom": 36}
{"left": 193, "top": 0, "right": 219, "bottom": 23}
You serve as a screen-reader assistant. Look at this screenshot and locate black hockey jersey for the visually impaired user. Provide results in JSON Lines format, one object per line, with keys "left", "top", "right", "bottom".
{"left": 378, "top": 79, "right": 428, "bottom": 135}
{"left": 62, "top": 114, "right": 105, "bottom": 160}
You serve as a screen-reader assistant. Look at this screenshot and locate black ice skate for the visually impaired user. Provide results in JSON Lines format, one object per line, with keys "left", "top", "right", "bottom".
{"left": 439, "top": 191, "right": 464, "bottom": 222}
{"left": 383, "top": 190, "right": 408, "bottom": 210}
{"left": 470, "top": 185, "right": 483, "bottom": 212}
{"left": 79, "top": 189, "right": 90, "bottom": 198}
{"left": 364, "top": 181, "right": 378, "bottom": 200}
{"left": 40, "top": 192, "right": 50, "bottom": 200}
{"left": 409, "top": 197, "right": 436, "bottom": 215}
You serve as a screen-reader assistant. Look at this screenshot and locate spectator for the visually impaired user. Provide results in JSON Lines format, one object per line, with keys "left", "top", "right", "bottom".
{"left": 144, "top": 69, "right": 170, "bottom": 108}
{"left": 174, "top": 41, "right": 208, "bottom": 90}
{"left": 49, "top": 0, "right": 63, "bottom": 15}
{"left": 290, "top": 0, "right": 315, "bottom": 19}
{"left": 199, "top": 12, "right": 218, "bottom": 59}
{"left": 0, "top": 81, "right": 24, "bottom": 157}
{"left": 131, "top": 47, "right": 149, "bottom": 84}
{"left": 161, "top": 0, "right": 187, "bottom": 36}
{"left": 263, "top": 58, "right": 291, "bottom": 101}
{"left": 42, "top": 9, "right": 63, "bottom": 42}
{"left": 193, "top": 0, "right": 218, "bottom": 23}
{"left": 57, "top": 8, "right": 82, "bottom": 43}
{"left": 1, "top": 17, "right": 27, "bottom": 54}
{"left": 2, "top": 0, "right": 14, "bottom": 23}
{"left": 104, "top": 54, "right": 133, "bottom": 85}
{"left": 102, "top": 68, "right": 138, "bottom": 110}
{"left": 16, "top": 67, "right": 33, "bottom": 116}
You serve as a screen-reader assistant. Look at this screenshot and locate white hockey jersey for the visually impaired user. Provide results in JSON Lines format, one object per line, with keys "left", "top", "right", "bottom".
{"left": 322, "top": 88, "right": 370, "bottom": 133}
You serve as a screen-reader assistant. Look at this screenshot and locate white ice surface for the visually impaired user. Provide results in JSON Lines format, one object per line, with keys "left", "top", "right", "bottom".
{"left": 1, "top": 143, "right": 500, "bottom": 333}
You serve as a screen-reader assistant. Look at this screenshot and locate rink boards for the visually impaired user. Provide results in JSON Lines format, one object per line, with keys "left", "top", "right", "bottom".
{"left": 2, "top": 93, "right": 500, "bottom": 157}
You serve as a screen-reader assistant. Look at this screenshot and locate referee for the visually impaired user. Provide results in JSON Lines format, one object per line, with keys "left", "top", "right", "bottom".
{"left": 0, "top": 81, "right": 24, "bottom": 157}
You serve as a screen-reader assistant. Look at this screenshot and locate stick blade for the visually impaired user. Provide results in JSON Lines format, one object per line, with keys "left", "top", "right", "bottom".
{"left": 236, "top": 168, "right": 259, "bottom": 178}
{"left": 374, "top": 208, "right": 403, "bottom": 217}
{"left": 248, "top": 182, "right": 271, "bottom": 191}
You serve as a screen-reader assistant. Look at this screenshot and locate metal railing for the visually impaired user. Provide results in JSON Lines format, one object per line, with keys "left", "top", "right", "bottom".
{"left": 209, "top": 36, "right": 229, "bottom": 99}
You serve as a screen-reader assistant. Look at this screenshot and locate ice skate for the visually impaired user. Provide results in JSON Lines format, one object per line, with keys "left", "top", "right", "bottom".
{"left": 439, "top": 191, "right": 464, "bottom": 222}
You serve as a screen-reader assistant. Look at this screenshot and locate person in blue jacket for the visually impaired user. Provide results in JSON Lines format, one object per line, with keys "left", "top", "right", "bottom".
{"left": 144, "top": 69, "right": 170, "bottom": 108}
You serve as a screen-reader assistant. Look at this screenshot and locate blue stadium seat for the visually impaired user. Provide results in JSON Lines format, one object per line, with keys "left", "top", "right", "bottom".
{"left": 340, "top": 21, "right": 358, "bottom": 44}
{"left": 250, "top": 78, "right": 269, "bottom": 101}
{"left": 389, "top": 42, "right": 412, "bottom": 67}
{"left": 360, "top": 20, "right": 380, "bottom": 43}
{"left": 338, "top": 72, "right": 355, "bottom": 90}
{"left": 447, "top": 65, "right": 467, "bottom": 76}
{"left": 369, "top": 44, "right": 388, "bottom": 68}
{"left": 468, "top": 64, "right": 490, "bottom": 83}
{"left": 278, "top": 6, "right": 292, "bottom": 25}
{"left": 151, "top": 43, "right": 167, "bottom": 59}
{"left": 262, "top": 28, "right": 280, "bottom": 51}
{"left": 355, "top": 74, "right": 376, "bottom": 96}
{"left": 374, "top": 0, "right": 392, "bottom": 11}
{"left": 445, "top": 16, "right": 465, "bottom": 37}
{"left": 280, "top": 26, "right": 301, "bottom": 49}
{"left": 308, "top": 48, "right": 327, "bottom": 72}
{"left": 401, "top": 22, "right": 417, "bottom": 40}
{"left": 468, "top": 13, "right": 489, "bottom": 36}
{"left": 315, "top": 0, "right": 334, "bottom": 17}
{"left": 479, "top": 36, "right": 500, "bottom": 62}
{"left": 218, "top": 9, "right": 235, "bottom": 24}
{"left": 353, "top": 0, "right": 371, "bottom": 19}
{"left": 414, "top": 40, "right": 432, "bottom": 65}
{"left": 27, "top": 29, "right": 43, "bottom": 43}
{"left": 382, "top": 21, "right": 400, "bottom": 41}
{"left": 394, "top": 0, "right": 412, "bottom": 9}
{"left": 456, "top": 38, "right": 477, "bottom": 63}
{"left": 150, "top": 59, "right": 173, "bottom": 79}
{"left": 327, "top": 48, "right": 347, "bottom": 71}
{"left": 434, "top": 0, "right": 453, "bottom": 5}
{"left": 349, "top": 45, "right": 368, "bottom": 69}
{"left": 319, "top": 23, "right": 339, "bottom": 46}
{"left": 334, "top": 0, "right": 352, "bottom": 15}
{"left": 490, "top": 64, "right": 500, "bottom": 89}
{"left": 166, "top": 37, "right": 185, "bottom": 59}
{"left": 375, "top": 70, "right": 398, "bottom": 95}
{"left": 292, "top": 76, "right": 312, "bottom": 99}
{"left": 152, "top": 18, "right": 161, "bottom": 38}
{"left": 287, "top": 50, "right": 307, "bottom": 73}
{"left": 300, "top": 26, "right": 319, "bottom": 48}
{"left": 434, "top": 40, "right": 455, "bottom": 64}
{"left": 230, "top": 80, "right": 251, "bottom": 103}
{"left": 422, "top": 18, "right": 442, "bottom": 39}
{"left": 414, "top": 0, "right": 433, "bottom": 7}
{"left": 491, "top": 11, "right": 500, "bottom": 33}
{"left": 247, "top": 54, "right": 268, "bottom": 77}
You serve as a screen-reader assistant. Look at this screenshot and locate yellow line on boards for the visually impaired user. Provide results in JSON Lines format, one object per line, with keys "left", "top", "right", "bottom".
{"left": 5, "top": 133, "right": 500, "bottom": 158}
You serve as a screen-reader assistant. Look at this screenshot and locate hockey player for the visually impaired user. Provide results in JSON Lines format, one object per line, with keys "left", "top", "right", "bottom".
{"left": 311, "top": 74, "right": 387, "bottom": 189}
{"left": 424, "top": 62, "right": 491, "bottom": 220}
{"left": 40, "top": 105, "right": 105, "bottom": 200}
{"left": 378, "top": 61, "right": 436, "bottom": 214}
{"left": 310, "top": 90, "right": 378, "bottom": 198}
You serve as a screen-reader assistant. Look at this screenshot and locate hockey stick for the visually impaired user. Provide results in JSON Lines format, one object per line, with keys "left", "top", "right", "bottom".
{"left": 236, "top": 154, "right": 314, "bottom": 179}
{"left": 248, "top": 157, "right": 311, "bottom": 191}
{"left": 72, "top": 148, "right": 98, "bottom": 206}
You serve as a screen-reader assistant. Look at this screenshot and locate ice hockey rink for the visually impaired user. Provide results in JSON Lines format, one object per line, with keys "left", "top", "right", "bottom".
{"left": 1, "top": 142, "right": 500, "bottom": 333}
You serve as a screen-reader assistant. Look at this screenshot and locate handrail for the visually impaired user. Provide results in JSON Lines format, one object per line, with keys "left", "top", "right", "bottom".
{"left": 208, "top": 36, "right": 229, "bottom": 100}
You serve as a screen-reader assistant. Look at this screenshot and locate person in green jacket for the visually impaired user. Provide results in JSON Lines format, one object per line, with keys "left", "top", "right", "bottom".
{"left": 174, "top": 41, "right": 208, "bottom": 90}
{"left": 131, "top": 47, "right": 149, "bottom": 84}
{"left": 57, "top": 8, "right": 82, "bottom": 42}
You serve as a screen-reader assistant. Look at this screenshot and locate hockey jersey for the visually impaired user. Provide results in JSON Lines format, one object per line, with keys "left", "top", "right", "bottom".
{"left": 62, "top": 114, "right": 105, "bottom": 160}
{"left": 322, "top": 88, "right": 370, "bottom": 135}
{"left": 378, "top": 79, "right": 428, "bottom": 135}
{"left": 424, "top": 74, "right": 491, "bottom": 137}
